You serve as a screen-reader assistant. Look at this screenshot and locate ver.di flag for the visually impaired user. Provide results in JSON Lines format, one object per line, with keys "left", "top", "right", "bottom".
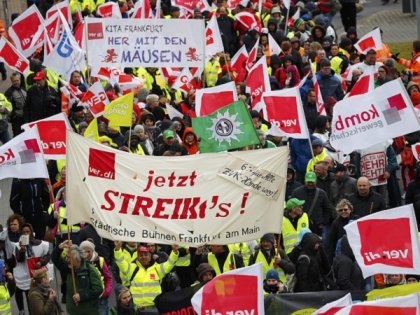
{"left": 354, "top": 27, "right": 383, "bottom": 55}
{"left": 412, "top": 143, "right": 420, "bottom": 160}
{"left": 192, "top": 101, "right": 260, "bottom": 153}
{"left": 195, "top": 81, "right": 238, "bottom": 117}
{"left": 66, "top": 131, "right": 288, "bottom": 245}
{"left": 335, "top": 293, "right": 420, "bottom": 315}
{"left": 191, "top": 264, "right": 264, "bottom": 315}
{"left": 344, "top": 204, "right": 420, "bottom": 278}
{"left": 330, "top": 79, "right": 420, "bottom": 154}
{"left": 0, "top": 127, "right": 48, "bottom": 180}
{"left": 21, "top": 112, "right": 72, "bottom": 160}
{"left": 0, "top": 38, "right": 30, "bottom": 75}
{"left": 246, "top": 57, "right": 271, "bottom": 109}
{"left": 8, "top": 5, "right": 44, "bottom": 57}
{"left": 205, "top": 14, "right": 224, "bottom": 61}
{"left": 312, "top": 293, "right": 352, "bottom": 315}
{"left": 261, "top": 87, "right": 309, "bottom": 139}
{"left": 103, "top": 92, "right": 134, "bottom": 128}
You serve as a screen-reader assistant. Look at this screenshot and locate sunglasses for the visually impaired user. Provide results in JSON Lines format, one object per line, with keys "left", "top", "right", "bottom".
{"left": 338, "top": 208, "right": 350, "bottom": 212}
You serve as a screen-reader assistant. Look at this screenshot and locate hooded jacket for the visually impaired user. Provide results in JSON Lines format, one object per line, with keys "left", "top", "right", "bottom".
{"left": 333, "top": 235, "right": 363, "bottom": 290}
{"left": 405, "top": 167, "right": 420, "bottom": 204}
{"left": 295, "top": 233, "right": 330, "bottom": 292}
{"left": 286, "top": 165, "right": 302, "bottom": 200}
{"left": 182, "top": 127, "right": 199, "bottom": 155}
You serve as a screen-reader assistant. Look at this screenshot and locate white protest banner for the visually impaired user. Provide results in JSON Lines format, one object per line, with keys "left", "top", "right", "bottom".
{"left": 22, "top": 113, "right": 72, "bottom": 160}
{"left": 191, "top": 264, "right": 264, "bottom": 315}
{"left": 66, "top": 132, "right": 288, "bottom": 246}
{"left": 344, "top": 205, "right": 420, "bottom": 278}
{"left": 330, "top": 79, "right": 420, "bottom": 154}
{"left": 86, "top": 17, "right": 205, "bottom": 68}
{"left": 0, "top": 127, "right": 48, "bottom": 180}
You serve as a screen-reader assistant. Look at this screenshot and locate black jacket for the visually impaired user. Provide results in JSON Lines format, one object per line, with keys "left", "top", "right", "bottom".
{"left": 347, "top": 190, "right": 386, "bottom": 217}
{"left": 333, "top": 235, "right": 364, "bottom": 290}
{"left": 328, "top": 215, "right": 358, "bottom": 262}
{"left": 295, "top": 233, "right": 331, "bottom": 292}
{"left": 24, "top": 84, "right": 60, "bottom": 123}
{"left": 330, "top": 175, "right": 357, "bottom": 205}
{"left": 291, "top": 186, "right": 335, "bottom": 226}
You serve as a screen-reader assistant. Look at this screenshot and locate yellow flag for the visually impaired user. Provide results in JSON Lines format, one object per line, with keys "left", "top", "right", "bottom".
{"left": 103, "top": 93, "right": 134, "bottom": 128}
{"left": 84, "top": 118, "right": 99, "bottom": 142}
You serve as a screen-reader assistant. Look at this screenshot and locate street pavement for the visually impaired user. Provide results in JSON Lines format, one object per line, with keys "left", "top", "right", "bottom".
{"left": 0, "top": 3, "right": 417, "bottom": 313}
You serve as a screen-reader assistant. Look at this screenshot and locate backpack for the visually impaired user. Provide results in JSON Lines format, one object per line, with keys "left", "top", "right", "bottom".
{"left": 285, "top": 254, "right": 310, "bottom": 292}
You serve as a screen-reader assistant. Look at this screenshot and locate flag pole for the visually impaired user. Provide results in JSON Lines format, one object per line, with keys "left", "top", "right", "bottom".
{"left": 284, "top": 8, "right": 290, "bottom": 35}
{"left": 68, "top": 227, "right": 78, "bottom": 305}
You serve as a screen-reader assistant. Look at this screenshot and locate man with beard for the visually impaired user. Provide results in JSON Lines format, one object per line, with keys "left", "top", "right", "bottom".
{"left": 248, "top": 233, "right": 295, "bottom": 280}
{"left": 330, "top": 163, "right": 357, "bottom": 206}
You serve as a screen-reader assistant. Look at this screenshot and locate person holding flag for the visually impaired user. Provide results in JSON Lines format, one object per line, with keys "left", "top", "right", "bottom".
{"left": 393, "top": 40, "right": 420, "bottom": 85}
{"left": 248, "top": 233, "right": 295, "bottom": 280}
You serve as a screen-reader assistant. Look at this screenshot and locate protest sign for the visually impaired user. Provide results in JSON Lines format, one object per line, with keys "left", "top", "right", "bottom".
{"left": 66, "top": 131, "right": 288, "bottom": 246}
{"left": 86, "top": 17, "right": 205, "bottom": 68}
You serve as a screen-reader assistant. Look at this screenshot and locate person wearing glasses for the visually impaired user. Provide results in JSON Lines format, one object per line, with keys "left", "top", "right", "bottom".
{"left": 328, "top": 199, "right": 357, "bottom": 262}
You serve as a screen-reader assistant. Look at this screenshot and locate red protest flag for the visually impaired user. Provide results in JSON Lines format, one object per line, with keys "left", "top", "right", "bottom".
{"left": 0, "top": 38, "right": 30, "bottom": 75}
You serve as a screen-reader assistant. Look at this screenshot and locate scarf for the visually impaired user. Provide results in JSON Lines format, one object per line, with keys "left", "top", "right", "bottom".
{"left": 117, "top": 300, "right": 136, "bottom": 315}
{"left": 35, "top": 283, "right": 63, "bottom": 314}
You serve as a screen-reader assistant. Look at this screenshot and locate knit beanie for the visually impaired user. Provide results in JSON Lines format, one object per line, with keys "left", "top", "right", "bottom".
{"left": 266, "top": 269, "right": 280, "bottom": 281}
{"left": 79, "top": 240, "right": 95, "bottom": 251}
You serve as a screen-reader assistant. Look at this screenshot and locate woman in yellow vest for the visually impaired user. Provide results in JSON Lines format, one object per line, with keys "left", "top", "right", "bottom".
{"left": 46, "top": 187, "right": 82, "bottom": 244}
{"left": 0, "top": 262, "right": 14, "bottom": 315}
{"left": 114, "top": 241, "right": 179, "bottom": 310}
{"left": 248, "top": 234, "right": 295, "bottom": 282}
{"left": 281, "top": 198, "right": 309, "bottom": 254}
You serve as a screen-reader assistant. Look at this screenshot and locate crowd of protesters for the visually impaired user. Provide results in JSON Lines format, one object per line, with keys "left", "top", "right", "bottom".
{"left": 0, "top": 0, "right": 420, "bottom": 314}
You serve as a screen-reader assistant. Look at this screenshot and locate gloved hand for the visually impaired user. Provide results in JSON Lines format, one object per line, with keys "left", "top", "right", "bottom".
{"left": 391, "top": 52, "right": 400, "bottom": 60}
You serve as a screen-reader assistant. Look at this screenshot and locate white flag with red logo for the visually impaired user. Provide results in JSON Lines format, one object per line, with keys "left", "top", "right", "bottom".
{"left": 132, "top": 0, "right": 153, "bottom": 18}
{"left": 330, "top": 79, "right": 420, "bottom": 154}
{"left": 173, "top": 0, "right": 200, "bottom": 12}
{"left": 246, "top": 57, "right": 271, "bottom": 109}
{"left": 43, "top": 13, "right": 86, "bottom": 80}
{"left": 354, "top": 27, "right": 383, "bottom": 55}
{"left": 312, "top": 293, "right": 352, "bottom": 315}
{"left": 80, "top": 82, "right": 109, "bottom": 117}
{"left": 345, "top": 69, "right": 375, "bottom": 98}
{"left": 9, "top": 5, "right": 44, "bottom": 57}
{"left": 268, "top": 33, "right": 282, "bottom": 56}
{"left": 227, "top": 0, "right": 248, "bottom": 8}
{"left": 0, "top": 38, "right": 30, "bottom": 75}
{"left": 335, "top": 293, "right": 420, "bottom": 315}
{"left": 205, "top": 14, "right": 224, "bottom": 61}
{"left": 117, "top": 74, "right": 143, "bottom": 92}
{"left": 0, "top": 127, "right": 48, "bottom": 180}
{"left": 191, "top": 264, "right": 264, "bottom": 315}
{"left": 97, "top": 2, "right": 122, "bottom": 18}
{"left": 46, "top": 0, "right": 71, "bottom": 27}
{"left": 246, "top": 39, "right": 260, "bottom": 71}
{"left": 74, "top": 20, "right": 85, "bottom": 50}
{"left": 412, "top": 143, "right": 420, "bottom": 160}
{"left": 261, "top": 87, "right": 309, "bottom": 139}
{"left": 21, "top": 113, "right": 72, "bottom": 160}
{"left": 231, "top": 45, "right": 248, "bottom": 82}
{"left": 344, "top": 204, "right": 420, "bottom": 278}
{"left": 235, "top": 12, "right": 262, "bottom": 33}
{"left": 310, "top": 61, "right": 326, "bottom": 115}
{"left": 30, "top": 12, "right": 61, "bottom": 53}
{"left": 196, "top": 0, "right": 212, "bottom": 12}
{"left": 195, "top": 81, "right": 238, "bottom": 116}
{"left": 171, "top": 67, "right": 195, "bottom": 94}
